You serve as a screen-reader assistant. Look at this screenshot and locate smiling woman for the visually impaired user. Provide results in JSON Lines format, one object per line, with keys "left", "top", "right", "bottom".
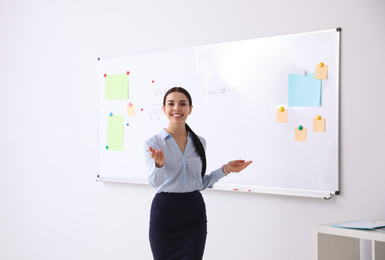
{"left": 144, "top": 87, "right": 252, "bottom": 260}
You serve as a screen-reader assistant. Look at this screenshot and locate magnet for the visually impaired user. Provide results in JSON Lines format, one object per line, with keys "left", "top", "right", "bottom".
{"left": 298, "top": 125, "right": 303, "bottom": 131}
{"left": 302, "top": 71, "right": 307, "bottom": 76}
{"left": 109, "top": 112, "right": 113, "bottom": 117}
{"left": 279, "top": 106, "right": 284, "bottom": 112}
{"left": 319, "top": 62, "right": 324, "bottom": 67}
{"left": 316, "top": 115, "right": 321, "bottom": 120}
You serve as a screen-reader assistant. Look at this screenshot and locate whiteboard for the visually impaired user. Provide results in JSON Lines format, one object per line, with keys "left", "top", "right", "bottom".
{"left": 97, "top": 29, "right": 341, "bottom": 199}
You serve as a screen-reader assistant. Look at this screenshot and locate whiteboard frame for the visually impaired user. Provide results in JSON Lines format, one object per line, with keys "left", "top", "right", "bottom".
{"left": 96, "top": 175, "right": 334, "bottom": 199}
{"left": 97, "top": 28, "right": 341, "bottom": 199}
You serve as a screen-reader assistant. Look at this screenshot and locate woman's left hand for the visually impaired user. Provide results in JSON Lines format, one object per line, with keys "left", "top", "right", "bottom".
{"left": 226, "top": 160, "right": 253, "bottom": 173}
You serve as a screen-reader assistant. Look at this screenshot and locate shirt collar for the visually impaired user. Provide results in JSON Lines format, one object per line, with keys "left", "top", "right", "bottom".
{"left": 159, "top": 129, "right": 170, "bottom": 140}
{"left": 159, "top": 128, "right": 192, "bottom": 140}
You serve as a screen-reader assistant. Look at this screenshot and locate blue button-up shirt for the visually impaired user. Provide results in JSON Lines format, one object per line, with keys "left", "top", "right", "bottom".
{"left": 144, "top": 129, "right": 226, "bottom": 193}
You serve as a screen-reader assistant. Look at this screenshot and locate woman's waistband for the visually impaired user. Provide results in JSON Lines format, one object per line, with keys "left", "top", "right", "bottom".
{"left": 155, "top": 190, "right": 201, "bottom": 197}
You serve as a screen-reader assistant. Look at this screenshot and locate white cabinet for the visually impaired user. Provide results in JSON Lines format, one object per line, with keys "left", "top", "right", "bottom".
{"left": 314, "top": 223, "right": 385, "bottom": 260}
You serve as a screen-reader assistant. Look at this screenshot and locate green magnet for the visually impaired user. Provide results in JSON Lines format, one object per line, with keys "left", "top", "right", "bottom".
{"left": 298, "top": 125, "right": 303, "bottom": 131}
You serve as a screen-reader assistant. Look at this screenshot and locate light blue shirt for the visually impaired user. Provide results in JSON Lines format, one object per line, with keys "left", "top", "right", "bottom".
{"left": 144, "top": 129, "right": 226, "bottom": 193}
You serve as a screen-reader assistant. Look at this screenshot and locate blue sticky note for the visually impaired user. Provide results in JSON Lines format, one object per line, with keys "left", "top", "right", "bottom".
{"left": 288, "top": 73, "right": 321, "bottom": 107}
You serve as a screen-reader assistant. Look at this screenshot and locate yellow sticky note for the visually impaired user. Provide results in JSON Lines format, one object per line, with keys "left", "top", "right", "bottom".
{"left": 276, "top": 109, "right": 287, "bottom": 123}
{"left": 313, "top": 117, "right": 325, "bottom": 132}
{"left": 315, "top": 64, "right": 328, "bottom": 80}
{"left": 295, "top": 127, "right": 307, "bottom": 142}
{"left": 127, "top": 103, "right": 135, "bottom": 116}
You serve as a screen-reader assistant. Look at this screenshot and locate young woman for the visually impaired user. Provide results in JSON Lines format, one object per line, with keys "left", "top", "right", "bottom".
{"left": 144, "top": 87, "right": 252, "bottom": 260}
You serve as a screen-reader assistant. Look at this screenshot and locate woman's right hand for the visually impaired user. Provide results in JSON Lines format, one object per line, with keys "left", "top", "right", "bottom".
{"left": 149, "top": 147, "right": 166, "bottom": 168}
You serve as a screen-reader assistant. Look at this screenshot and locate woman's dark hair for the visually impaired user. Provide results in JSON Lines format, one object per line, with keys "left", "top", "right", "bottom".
{"left": 163, "top": 87, "right": 207, "bottom": 177}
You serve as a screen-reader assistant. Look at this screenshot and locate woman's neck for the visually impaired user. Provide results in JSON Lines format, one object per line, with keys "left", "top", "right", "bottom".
{"left": 166, "top": 124, "right": 187, "bottom": 138}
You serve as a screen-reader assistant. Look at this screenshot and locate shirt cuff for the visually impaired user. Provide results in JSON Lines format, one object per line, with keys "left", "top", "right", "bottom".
{"left": 222, "top": 164, "right": 230, "bottom": 175}
{"left": 213, "top": 166, "right": 227, "bottom": 179}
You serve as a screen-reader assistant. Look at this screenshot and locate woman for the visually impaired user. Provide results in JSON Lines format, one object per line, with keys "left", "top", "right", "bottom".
{"left": 144, "top": 87, "right": 252, "bottom": 260}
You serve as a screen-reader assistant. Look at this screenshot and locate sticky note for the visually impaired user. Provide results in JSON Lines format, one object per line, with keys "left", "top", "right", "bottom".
{"left": 276, "top": 109, "right": 287, "bottom": 123}
{"left": 313, "top": 117, "right": 325, "bottom": 132}
{"left": 105, "top": 73, "right": 129, "bottom": 100}
{"left": 288, "top": 73, "right": 322, "bottom": 107}
{"left": 315, "top": 64, "right": 328, "bottom": 80}
{"left": 295, "top": 127, "right": 307, "bottom": 142}
{"left": 107, "top": 114, "right": 124, "bottom": 151}
{"left": 127, "top": 103, "right": 135, "bottom": 116}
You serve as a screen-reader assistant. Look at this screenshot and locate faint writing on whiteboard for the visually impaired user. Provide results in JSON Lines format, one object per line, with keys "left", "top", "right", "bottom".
{"left": 202, "top": 86, "right": 238, "bottom": 96}
{"left": 150, "top": 104, "right": 163, "bottom": 120}
{"left": 154, "top": 87, "right": 168, "bottom": 97}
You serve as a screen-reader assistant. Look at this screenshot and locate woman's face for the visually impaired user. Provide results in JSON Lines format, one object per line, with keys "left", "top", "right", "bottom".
{"left": 163, "top": 91, "right": 192, "bottom": 124}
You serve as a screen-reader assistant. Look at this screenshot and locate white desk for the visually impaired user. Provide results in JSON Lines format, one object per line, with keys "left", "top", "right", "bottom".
{"left": 314, "top": 222, "right": 385, "bottom": 260}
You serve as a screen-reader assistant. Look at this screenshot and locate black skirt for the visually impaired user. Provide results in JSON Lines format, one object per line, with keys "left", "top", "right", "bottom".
{"left": 149, "top": 191, "right": 207, "bottom": 260}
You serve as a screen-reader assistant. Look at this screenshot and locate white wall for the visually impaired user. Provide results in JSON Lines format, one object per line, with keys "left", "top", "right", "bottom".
{"left": 0, "top": 0, "right": 384, "bottom": 259}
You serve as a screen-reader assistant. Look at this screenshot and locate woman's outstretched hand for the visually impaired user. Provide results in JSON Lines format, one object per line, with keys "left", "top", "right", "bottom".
{"left": 226, "top": 160, "right": 253, "bottom": 173}
{"left": 149, "top": 147, "right": 166, "bottom": 168}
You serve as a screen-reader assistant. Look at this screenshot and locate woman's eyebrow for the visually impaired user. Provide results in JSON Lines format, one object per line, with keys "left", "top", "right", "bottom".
{"left": 166, "top": 99, "right": 187, "bottom": 103}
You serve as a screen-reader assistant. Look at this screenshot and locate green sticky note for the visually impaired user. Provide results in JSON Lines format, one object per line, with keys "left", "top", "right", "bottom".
{"left": 107, "top": 115, "right": 124, "bottom": 151}
{"left": 105, "top": 73, "right": 129, "bottom": 100}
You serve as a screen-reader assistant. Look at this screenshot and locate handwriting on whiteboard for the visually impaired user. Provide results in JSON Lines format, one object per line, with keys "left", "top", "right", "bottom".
{"left": 150, "top": 104, "right": 163, "bottom": 120}
{"left": 202, "top": 86, "right": 238, "bottom": 96}
{"left": 154, "top": 87, "right": 168, "bottom": 97}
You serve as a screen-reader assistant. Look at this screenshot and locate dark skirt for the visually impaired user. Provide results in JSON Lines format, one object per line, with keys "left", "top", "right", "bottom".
{"left": 149, "top": 191, "right": 207, "bottom": 260}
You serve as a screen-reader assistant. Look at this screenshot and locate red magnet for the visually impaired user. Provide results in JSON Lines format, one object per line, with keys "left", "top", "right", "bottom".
{"left": 104, "top": 74, "right": 107, "bottom": 77}
{"left": 126, "top": 71, "right": 130, "bottom": 75}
